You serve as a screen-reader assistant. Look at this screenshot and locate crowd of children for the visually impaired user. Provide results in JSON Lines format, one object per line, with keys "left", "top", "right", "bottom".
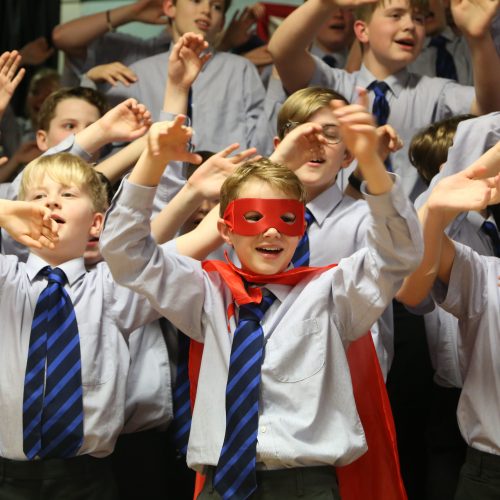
{"left": 0, "top": 0, "right": 499, "bottom": 499}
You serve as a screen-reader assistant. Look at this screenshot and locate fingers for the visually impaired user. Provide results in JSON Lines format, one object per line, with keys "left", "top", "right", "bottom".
{"left": 229, "top": 147, "right": 258, "bottom": 164}
{"left": 0, "top": 156, "right": 7, "bottom": 167}
{"left": 217, "top": 143, "right": 241, "bottom": 158}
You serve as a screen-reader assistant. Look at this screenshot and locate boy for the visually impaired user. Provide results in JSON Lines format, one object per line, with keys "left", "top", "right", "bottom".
{"left": 105, "top": 0, "right": 273, "bottom": 158}
{"left": 396, "top": 159, "right": 500, "bottom": 500}
{"left": 0, "top": 153, "right": 171, "bottom": 499}
{"left": 268, "top": 0, "right": 500, "bottom": 201}
{"left": 100, "top": 97, "right": 422, "bottom": 499}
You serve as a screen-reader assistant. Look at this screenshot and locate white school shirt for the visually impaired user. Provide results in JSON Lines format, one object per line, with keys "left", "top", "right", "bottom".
{"left": 409, "top": 26, "right": 473, "bottom": 86}
{"left": 0, "top": 253, "right": 161, "bottom": 460}
{"left": 106, "top": 48, "right": 273, "bottom": 155}
{"left": 432, "top": 242, "right": 500, "bottom": 455}
{"left": 100, "top": 175, "right": 423, "bottom": 472}
{"left": 309, "top": 60, "right": 475, "bottom": 201}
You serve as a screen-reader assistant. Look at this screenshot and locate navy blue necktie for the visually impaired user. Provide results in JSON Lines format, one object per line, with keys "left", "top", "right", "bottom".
{"left": 214, "top": 292, "right": 276, "bottom": 500}
{"left": 368, "top": 81, "right": 392, "bottom": 171}
{"left": 23, "top": 267, "right": 84, "bottom": 459}
{"left": 291, "top": 208, "right": 314, "bottom": 267}
{"left": 481, "top": 220, "right": 500, "bottom": 257}
{"left": 322, "top": 54, "right": 337, "bottom": 68}
{"left": 171, "top": 331, "right": 192, "bottom": 455}
{"left": 429, "top": 35, "right": 458, "bottom": 81}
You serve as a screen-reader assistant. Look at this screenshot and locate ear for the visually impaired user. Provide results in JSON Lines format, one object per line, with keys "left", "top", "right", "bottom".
{"left": 89, "top": 212, "right": 104, "bottom": 239}
{"left": 163, "top": 0, "right": 176, "bottom": 19}
{"left": 217, "top": 218, "right": 233, "bottom": 246}
{"left": 273, "top": 136, "right": 281, "bottom": 150}
{"left": 354, "top": 19, "right": 369, "bottom": 44}
{"left": 340, "top": 148, "right": 354, "bottom": 168}
{"left": 36, "top": 130, "right": 49, "bottom": 152}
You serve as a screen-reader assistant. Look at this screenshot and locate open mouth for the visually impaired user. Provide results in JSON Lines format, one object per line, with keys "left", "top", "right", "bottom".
{"left": 256, "top": 247, "right": 283, "bottom": 254}
{"left": 395, "top": 38, "right": 415, "bottom": 48}
{"left": 195, "top": 19, "right": 210, "bottom": 31}
{"left": 329, "top": 23, "right": 346, "bottom": 30}
{"left": 309, "top": 158, "right": 325, "bottom": 164}
{"left": 50, "top": 214, "right": 66, "bottom": 224}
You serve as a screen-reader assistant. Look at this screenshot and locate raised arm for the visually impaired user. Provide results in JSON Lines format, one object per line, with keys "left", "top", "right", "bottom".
{"left": 0, "top": 51, "right": 25, "bottom": 120}
{"left": 453, "top": 0, "right": 500, "bottom": 114}
{"left": 397, "top": 163, "right": 500, "bottom": 306}
{"left": 52, "top": 0, "right": 167, "bottom": 59}
{"left": 163, "top": 32, "right": 210, "bottom": 115}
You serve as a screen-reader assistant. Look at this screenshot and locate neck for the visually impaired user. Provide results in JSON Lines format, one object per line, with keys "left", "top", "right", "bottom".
{"left": 362, "top": 51, "right": 406, "bottom": 80}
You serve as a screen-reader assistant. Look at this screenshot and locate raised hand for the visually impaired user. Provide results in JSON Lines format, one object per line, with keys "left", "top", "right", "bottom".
{"left": 188, "top": 144, "right": 258, "bottom": 200}
{"left": 376, "top": 124, "right": 403, "bottom": 162}
{"left": 0, "top": 200, "right": 59, "bottom": 249}
{"left": 147, "top": 115, "right": 202, "bottom": 164}
{"left": 132, "top": 0, "right": 168, "bottom": 25}
{"left": 451, "top": 0, "right": 499, "bottom": 38}
{"left": 19, "top": 37, "right": 54, "bottom": 66}
{"left": 271, "top": 122, "right": 328, "bottom": 172}
{"left": 331, "top": 88, "right": 379, "bottom": 165}
{"left": 218, "top": 4, "right": 265, "bottom": 51}
{"left": 168, "top": 32, "right": 211, "bottom": 90}
{"left": 86, "top": 62, "right": 138, "bottom": 87}
{"left": 0, "top": 51, "right": 25, "bottom": 116}
{"left": 98, "top": 98, "right": 152, "bottom": 143}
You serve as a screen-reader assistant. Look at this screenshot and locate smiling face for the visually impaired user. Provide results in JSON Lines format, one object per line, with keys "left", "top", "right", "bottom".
{"left": 315, "top": 7, "right": 355, "bottom": 54}
{"left": 36, "top": 98, "right": 101, "bottom": 151}
{"left": 163, "top": 0, "right": 225, "bottom": 44}
{"left": 355, "top": 0, "right": 426, "bottom": 77}
{"left": 23, "top": 173, "right": 103, "bottom": 266}
{"left": 218, "top": 179, "right": 302, "bottom": 275}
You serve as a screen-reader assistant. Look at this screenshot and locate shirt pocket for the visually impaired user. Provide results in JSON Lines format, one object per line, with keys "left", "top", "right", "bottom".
{"left": 77, "top": 322, "right": 112, "bottom": 387}
{"left": 266, "top": 318, "right": 326, "bottom": 382}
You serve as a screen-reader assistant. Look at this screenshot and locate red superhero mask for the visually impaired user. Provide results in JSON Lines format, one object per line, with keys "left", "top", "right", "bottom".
{"left": 223, "top": 198, "right": 306, "bottom": 237}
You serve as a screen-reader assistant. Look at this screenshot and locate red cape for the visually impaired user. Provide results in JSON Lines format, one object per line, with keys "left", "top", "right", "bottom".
{"left": 187, "top": 260, "right": 406, "bottom": 500}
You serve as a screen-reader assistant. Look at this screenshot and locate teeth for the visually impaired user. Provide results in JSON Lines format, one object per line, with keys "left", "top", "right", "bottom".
{"left": 258, "top": 248, "right": 281, "bottom": 252}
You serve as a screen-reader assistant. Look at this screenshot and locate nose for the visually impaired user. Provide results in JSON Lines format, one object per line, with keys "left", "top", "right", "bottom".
{"left": 44, "top": 195, "right": 61, "bottom": 209}
{"left": 263, "top": 226, "right": 281, "bottom": 238}
{"left": 200, "top": 0, "right": 211, "bottom": 14}
{"left": 402, "top": 13, "right": 416, "bottom": 30}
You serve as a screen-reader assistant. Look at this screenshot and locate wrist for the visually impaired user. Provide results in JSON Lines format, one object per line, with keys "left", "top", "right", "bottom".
{"left": 106, "top": 10, "right": 116, "bottom": 32}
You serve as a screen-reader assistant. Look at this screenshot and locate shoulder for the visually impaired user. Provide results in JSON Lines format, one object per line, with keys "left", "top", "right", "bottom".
{"left": 129, "top": 50, "right": 169, "bottom": 71}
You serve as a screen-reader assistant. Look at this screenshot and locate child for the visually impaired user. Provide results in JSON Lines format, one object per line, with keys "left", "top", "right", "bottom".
{"left": 100, "top": 96, "right": 423, "bottom": 499}
{"left": 268, "top": 0, "right": 500, "bottom": 201}
{"left": 105, "top": 0, "right": 273, "bottom": 157}
{"left": 396, "top": 159, "right": 500, "bottom": 500}
{"left": 0, "top": 153, "right": 173, "bottom": 499}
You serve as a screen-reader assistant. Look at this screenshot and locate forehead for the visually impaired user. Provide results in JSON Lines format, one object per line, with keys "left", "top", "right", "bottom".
{"left": 237, "top": 178, "right": 292, "bottom": 200}
{"left": 307, "top": 106, "right": 339, "bottom": 124}
{"left": 52, "top": 98, "right": 101, "bottom": 121}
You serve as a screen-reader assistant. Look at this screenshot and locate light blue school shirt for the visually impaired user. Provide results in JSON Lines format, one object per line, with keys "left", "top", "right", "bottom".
{"left": 432, "top": 242, "right": 500, "bottom": 455}
{"left": 0, "top": 253, "right": 161, "bottom": 460}
{"left": 100, "top": 175, "right": 423, "bottom": 472}
{"left": 106, "top": 48, "right": 273, "bottom": 155}
{"left": 409, "top": 26, "right": 473, "bottom": 85}
{"left": 309, "top": 60, "right": 475, "bottom": 201}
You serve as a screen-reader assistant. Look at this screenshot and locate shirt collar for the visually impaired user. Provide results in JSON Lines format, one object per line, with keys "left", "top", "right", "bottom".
{"left": 306, "top": 181, "right": 344, "bottom": 226}
{"left": 26, "top": 253, "right": 87, "bottom": 285}
{"left": 359, "top": 64, "right": 409, "bottom": 98}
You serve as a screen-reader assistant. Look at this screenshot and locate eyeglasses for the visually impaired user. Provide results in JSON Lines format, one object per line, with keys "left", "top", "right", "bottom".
{"left": 282, "top": 121, "right": 342, "bottom": 145}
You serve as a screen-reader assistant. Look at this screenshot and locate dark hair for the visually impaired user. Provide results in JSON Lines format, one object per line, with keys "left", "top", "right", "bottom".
{"left": 37, "top": 87, "right": 109, "bottom": 132}
{"left": 408, "top": 114, "right": 475, "bottom": 185}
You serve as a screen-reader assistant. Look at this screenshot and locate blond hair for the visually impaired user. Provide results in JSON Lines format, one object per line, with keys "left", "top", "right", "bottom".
{"left": 355, "top": 0, "right": 429, "bottom": 22}
{"left": 277, "top": 87, "right": 348, "bottom": 139}
{"left": 219, "top": 158, "right": 307, "bottom": 216}
{"left": 19, "top": 153, "right": 108, "bottom": 213}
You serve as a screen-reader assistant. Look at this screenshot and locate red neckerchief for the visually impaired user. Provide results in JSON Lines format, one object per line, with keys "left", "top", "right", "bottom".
{"left": 202, "top": 251, "right": 337, "bottom": 305}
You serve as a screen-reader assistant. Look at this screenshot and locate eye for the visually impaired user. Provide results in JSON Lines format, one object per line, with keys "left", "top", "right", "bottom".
{"left": 413, "top": 13, "right": 425, "bottom": 24}
{"left": 31, "top": 193, "right": 45, "bottom": 200}
{"left": 62, "top": 192, "right": 76, "bottom": 197}
{"left": 280, "top": 212, "right": 296, "bottom": 224}
{"left": 244, "top": 211, "right": 263, "bottom": 223}
{"left": 211, "top": 2, "right": 223, "bottom": 11}
{"left": 322, "top": 125, "right": 341, "bottom": 144}
{"left": 62, "top": 122, "right": 76, "bottom": 130}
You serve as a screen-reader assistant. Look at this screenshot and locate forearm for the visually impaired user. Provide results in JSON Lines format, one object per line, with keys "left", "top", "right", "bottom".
{"left": 52, "top": 4, "right": 138, "bottom": 56}
{"left": 0, "top": 157, "right": 21, "bottom": 183}
{"left": 129, "top": 149, "right": 172, "bottom": 187}
{"left": 468, "top": 33, "right": 500, "bottom": 114}
{"left": 95, "top": 136, "right": 146, "bottom": 184}
{"left": 151, "top": 183, "right": 203, "bottom": 244}
{"left": 268, "top": 0, "right": 332, "bottom": 92}
{"left": 163, "top": 83, "right": 190, "bottom": 116}
{"left": 357, "top": 156, "right": 393, "bottom": 195}
{"left": 174, "top": 205, "right": 224, "bottom": 260}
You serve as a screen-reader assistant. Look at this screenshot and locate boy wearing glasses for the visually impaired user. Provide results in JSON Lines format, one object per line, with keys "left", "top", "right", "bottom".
{"left": 269, "top": 86, "right": 399, "bottom": 377}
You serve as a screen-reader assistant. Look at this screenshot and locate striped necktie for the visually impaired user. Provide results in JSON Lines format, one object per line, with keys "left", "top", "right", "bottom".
{"left": 23, "top": 267, "right": 84, "bottom": 459}
{"left": 291, "top": 208, "right": 314, "bottom": 267}
{"left": 368, "top": 81, "right": 392, "bottom": 171}
{"left": 481, "top": 220, "right": 500, "bottom": 257}
{"left": 171, "top": 331, "right": 192, "bottom": 455}
{"left": 214, "top": 292, "right": 276, "bottom": 500}
{"left": 429, "top": 35, "right": 458, "bottom": 80}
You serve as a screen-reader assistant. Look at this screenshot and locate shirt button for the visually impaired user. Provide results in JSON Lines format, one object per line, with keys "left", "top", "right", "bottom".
{"left": 260, "top": 426, "right": 267, "bottom": 433}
